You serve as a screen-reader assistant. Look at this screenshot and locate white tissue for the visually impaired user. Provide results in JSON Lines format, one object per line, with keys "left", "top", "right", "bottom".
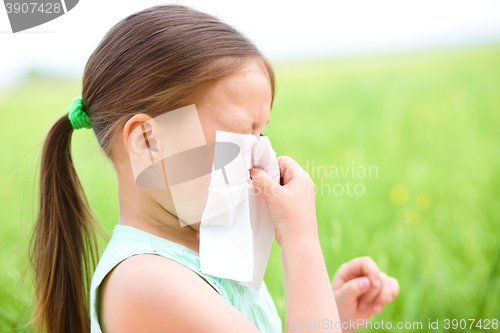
{"left": 199, "top": 130, "right": 280, "bottom": 290}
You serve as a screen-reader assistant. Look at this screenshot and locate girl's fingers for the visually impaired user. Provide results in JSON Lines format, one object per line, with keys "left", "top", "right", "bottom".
{"left": 369, "top": 272, "right": 394, "bottom": 313}
{"left": 357, "top": 273, "right": 383, "bottom": 310}
{"left": 389, "top": 276, "right": 400, "bottom": 300}
{"left": 332, "top": 256, "right": 381, "bottom": 291}
{"left": 277, "top": 155, "right": 308, "bottom": 186}
{"left": 332, "top": 256, "right": 399, "bottom": 314}
{"left": 334, "top": 276, "right": 371, "bottom": 305}
{"left": 250, "top": 167, "right": 281, "bottom": 202}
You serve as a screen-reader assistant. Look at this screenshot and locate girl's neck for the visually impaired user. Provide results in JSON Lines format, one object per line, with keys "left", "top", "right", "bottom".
{"left": 117, "top": 182, "right": 201, "bottom": 253}
{"left": 118, "top": 214, "right": 201, "bottom": 253}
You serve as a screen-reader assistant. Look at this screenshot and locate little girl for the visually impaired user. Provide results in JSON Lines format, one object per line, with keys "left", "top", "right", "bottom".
{"left": 31, "top": 5, "right": 399, "bottom": 333}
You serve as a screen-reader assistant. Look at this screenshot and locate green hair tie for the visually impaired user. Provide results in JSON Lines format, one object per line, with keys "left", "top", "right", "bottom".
{"left": 66, "top": 97, "right": 92, "bottom": 130}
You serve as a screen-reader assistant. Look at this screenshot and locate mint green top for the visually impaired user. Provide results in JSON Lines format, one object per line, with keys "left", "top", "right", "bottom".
{"left": 90, "top": 224, "right": 282, "bottom": 333}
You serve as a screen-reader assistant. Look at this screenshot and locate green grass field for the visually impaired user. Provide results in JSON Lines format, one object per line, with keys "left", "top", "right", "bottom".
{"left": 1, "top": 44, "right": 499, "bottom": 332}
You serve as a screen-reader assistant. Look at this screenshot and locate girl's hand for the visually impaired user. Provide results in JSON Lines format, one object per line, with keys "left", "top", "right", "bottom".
{"left": 252, "top": 156, "right": 342, "bottom": 332}
{"left": 331, "top": 257, "right": 399, "bottom": 332}
{"left": 250, "top": 156, "right": 318, "bottom": 246}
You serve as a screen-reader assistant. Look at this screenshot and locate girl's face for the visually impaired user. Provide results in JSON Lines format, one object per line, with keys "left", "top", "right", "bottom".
{"left": 122, "top": 57, "right": 273, "bottom": 230}
{"left": 196, "top": 58, "right": 272, "bottom": 141}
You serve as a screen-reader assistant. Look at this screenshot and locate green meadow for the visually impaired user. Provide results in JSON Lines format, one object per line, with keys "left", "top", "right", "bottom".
{"left": 1, "top": 44, "right": 499, "bottom": 332}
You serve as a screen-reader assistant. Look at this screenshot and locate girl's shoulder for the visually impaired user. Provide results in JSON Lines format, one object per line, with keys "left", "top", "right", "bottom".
{"left": 97, "top": 253, "right": 260, "bottom": 333}
{"left": 89, "top": 225, "right": 282, "bottom": 333}
{"left": 90, "top": 224, "right": 231, "bottom": 303}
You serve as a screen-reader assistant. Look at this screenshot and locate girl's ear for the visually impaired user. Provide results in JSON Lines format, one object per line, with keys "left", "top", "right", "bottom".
{"left": 123, "top": 113, "right": 159, "bottom": 165}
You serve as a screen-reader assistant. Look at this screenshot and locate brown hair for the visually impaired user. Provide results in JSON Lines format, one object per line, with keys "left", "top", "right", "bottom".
{"left": 30, "top": 4, "right": 275, "bottom": 333}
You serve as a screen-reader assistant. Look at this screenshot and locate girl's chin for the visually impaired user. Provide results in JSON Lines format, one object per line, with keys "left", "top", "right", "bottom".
{"left": 187, "top": 221, "right": 201, "bottom": 233}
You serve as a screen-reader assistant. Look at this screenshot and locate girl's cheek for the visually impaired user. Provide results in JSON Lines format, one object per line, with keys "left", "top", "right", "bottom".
{"left": 157, "top": 173, "right": 211, "bottom": 226}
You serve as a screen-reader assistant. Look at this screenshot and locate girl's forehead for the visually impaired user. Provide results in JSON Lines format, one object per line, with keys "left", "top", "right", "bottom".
{"left": 197, "top": 60, "right": 272, "bottom": 134}
{"left": 217, "top": 61, "right": 271, "bottom": 100}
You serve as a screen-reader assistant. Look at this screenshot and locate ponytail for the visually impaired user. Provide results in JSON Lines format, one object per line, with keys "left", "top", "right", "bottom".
{"left": 30, "top": 114, "right": 100, "bottom": 333}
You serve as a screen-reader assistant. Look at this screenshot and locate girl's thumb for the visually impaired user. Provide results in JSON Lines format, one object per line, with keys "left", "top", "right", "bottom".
{"left": 250, "top": 167, "right": 281, "bottom": 202}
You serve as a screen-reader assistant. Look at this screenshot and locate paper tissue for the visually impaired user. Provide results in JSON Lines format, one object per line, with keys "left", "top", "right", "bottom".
{"left": 199, "top": 130, "right": 280, "bottom": 290}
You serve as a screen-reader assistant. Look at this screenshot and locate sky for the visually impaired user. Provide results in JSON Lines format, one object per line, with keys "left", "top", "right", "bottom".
{"left": 1, "top": 0, "right": 500, "bottom": 86}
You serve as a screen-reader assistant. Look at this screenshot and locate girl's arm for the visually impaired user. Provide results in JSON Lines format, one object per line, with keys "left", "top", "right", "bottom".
{"left": 251, "top": 156, "right": 342, "bottom": 333}
{"left": 281, "top": 236, "right": 341, "bottom": 331}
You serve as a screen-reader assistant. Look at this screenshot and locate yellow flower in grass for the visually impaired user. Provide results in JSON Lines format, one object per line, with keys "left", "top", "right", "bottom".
{"left": 389, "top": 183, "right": 410, "bottom": 205}
{"left": 416, "top": 192, "right": 433, "bottom": 210}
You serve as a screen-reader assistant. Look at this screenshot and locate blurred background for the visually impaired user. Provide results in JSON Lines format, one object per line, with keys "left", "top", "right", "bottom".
{"left": 1, "top": 0, "right": 499, "bottom": 331}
